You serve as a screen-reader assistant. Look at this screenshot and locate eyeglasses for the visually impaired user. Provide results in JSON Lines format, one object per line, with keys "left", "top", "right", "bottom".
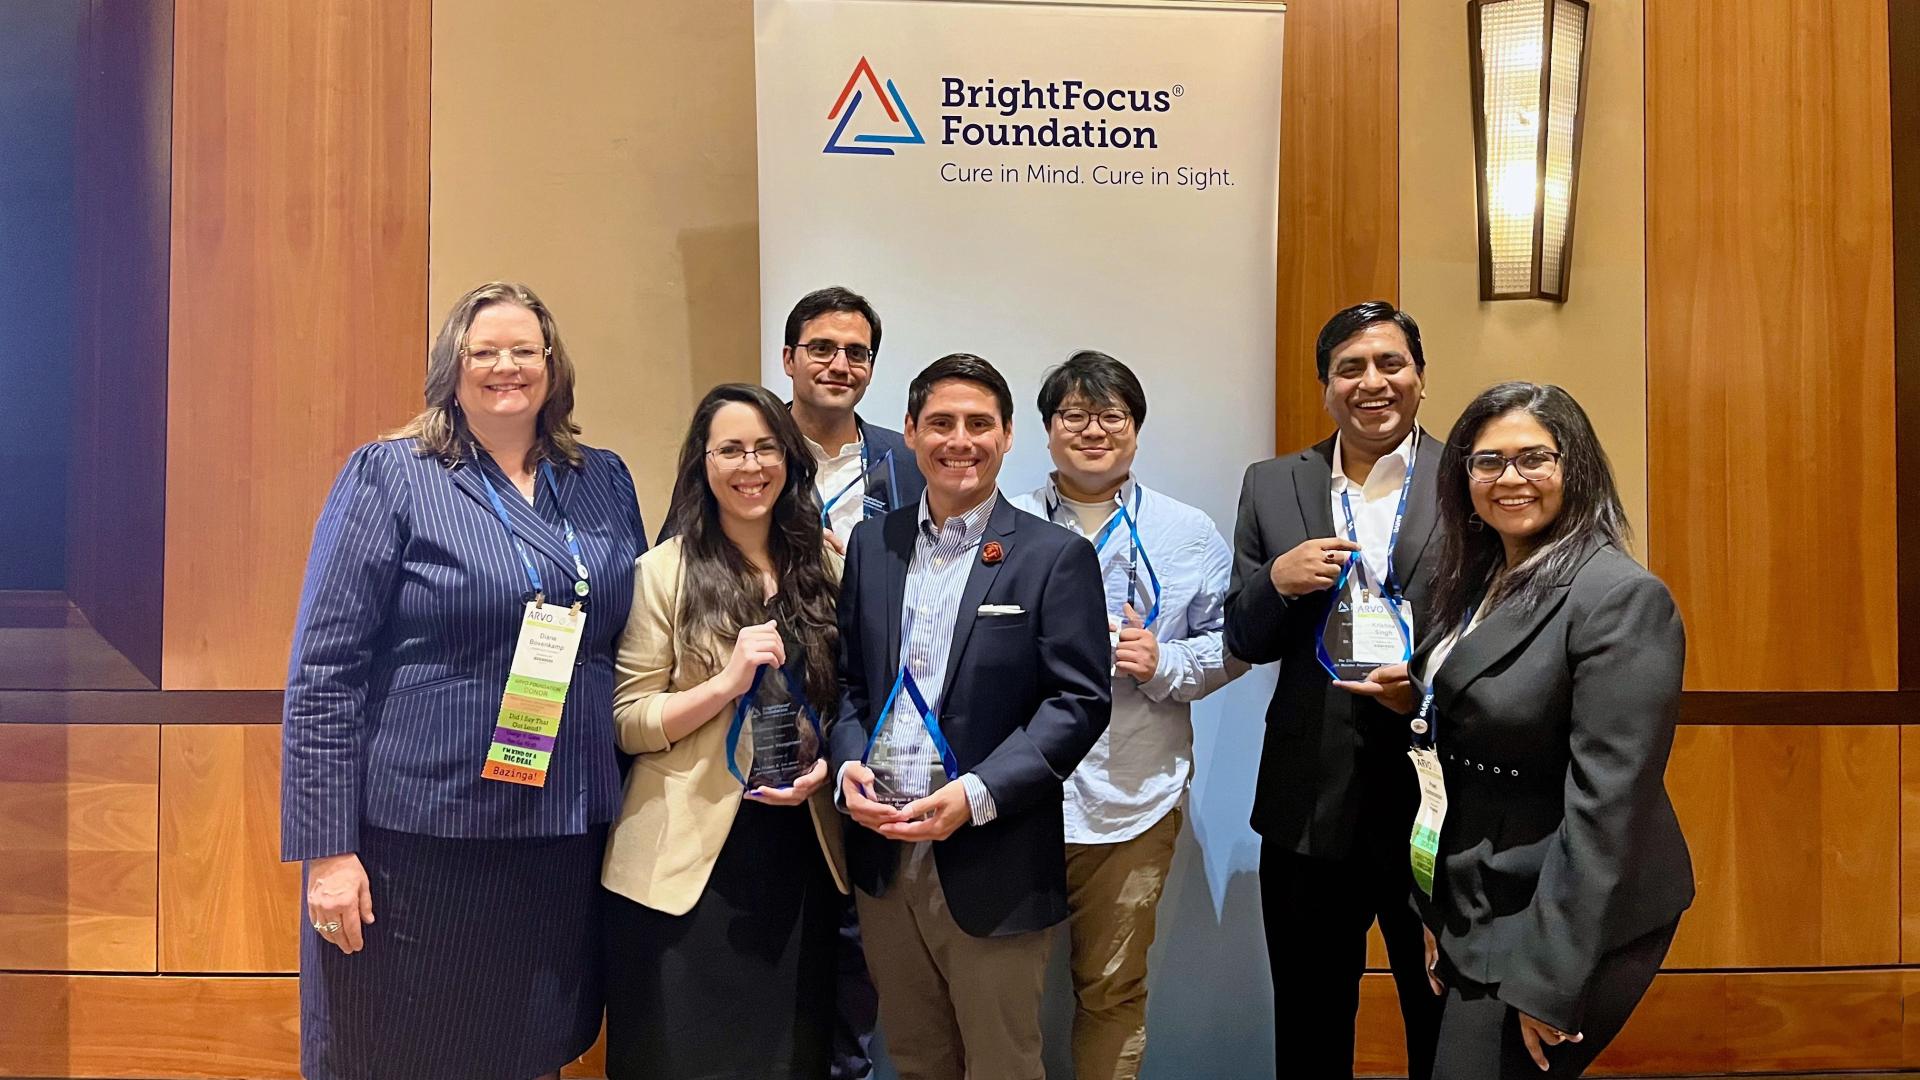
{"left": 1053, "top": 408, "right": 1132, "bottom": 434}
{"left": 707, "top": 445, "right": 787, "bottom": 469}
{"left": 795, "top": 339, "right": 874, "bottom": 368}
{"left": 1465, "top": 449, "right": 1562, "bottom": 483}
{"left": 462, "top": 345, "right": 549, "bottom": 369}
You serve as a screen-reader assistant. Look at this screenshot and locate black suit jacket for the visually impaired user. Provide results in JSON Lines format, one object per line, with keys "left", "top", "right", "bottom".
{"left": 1410, "top": 542, "right": 1694, "bottom": 1034}
{"left": 1224, "top": 432, "right": 1443, "bottom": 859}
{"left": 829, "top": 493, "right": 1111, "bottom": 937}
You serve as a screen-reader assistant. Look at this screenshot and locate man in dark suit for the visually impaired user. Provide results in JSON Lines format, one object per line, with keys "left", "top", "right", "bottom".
{"left": 831, "top": 353, "right": 1111, "bottom": 1080}
{"left": 1225, "top": 301, "right": 1445, "bottom": 1079}
{"left": 782, "top": 286, "right": 926, "bottom": 551}
{"left": 775, "top": 285, "right": 924, "bottom": 1080}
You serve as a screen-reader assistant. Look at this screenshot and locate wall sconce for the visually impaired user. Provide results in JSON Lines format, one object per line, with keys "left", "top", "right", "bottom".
{"left": 1468, "top": 0, "right": 1590, "bottom": 301}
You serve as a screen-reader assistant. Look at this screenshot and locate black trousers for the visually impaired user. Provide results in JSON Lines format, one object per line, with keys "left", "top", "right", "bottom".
{"left": 1260, "top": 804, "right": 1441, "bottom": 1079}
{"left": 1430, "top": 918, "right": 1678, "bottom": 1079}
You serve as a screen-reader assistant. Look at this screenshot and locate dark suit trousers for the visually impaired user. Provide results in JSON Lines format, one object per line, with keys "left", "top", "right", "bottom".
{"left": 1260, "top": 770, "right": 1441, "bottom": 1080}
{"left": 1430, "top": 918, "right": 1677, "bottom": 1079}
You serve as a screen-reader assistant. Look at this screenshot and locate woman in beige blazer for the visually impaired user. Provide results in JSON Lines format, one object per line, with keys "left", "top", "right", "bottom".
{"left": 601, "top": 383, "right": 848, "bottom": 1080}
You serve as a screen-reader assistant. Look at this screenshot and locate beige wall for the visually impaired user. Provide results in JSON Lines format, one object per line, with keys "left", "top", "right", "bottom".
{"left": 430, "top": 0, "right": 761, "bottom": 523}
{"left": 1398, "top": 0, "right": 1648, "bottom": 551}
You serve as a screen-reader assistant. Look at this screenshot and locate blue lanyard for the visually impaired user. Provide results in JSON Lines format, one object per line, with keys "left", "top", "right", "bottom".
{"left": 474, "top": 457, "right": 591, "bottom": 600}
{"left": 1338, "top": 441, "right": 1418, "bottom": 655}
{"left": 863, "top": 664, "right": 962, "bottom": 781}
{"left": 1065, "top": 485, "right": 1162, "bottom": 628}
{"left": 724, "top": 661, "right": 824, "bottom": 788}
{"left": 820, "top": 443, "right": 899, "bottom": 528}
{"left": 1412, "top": 597, "right": 1481, "bottom": 750}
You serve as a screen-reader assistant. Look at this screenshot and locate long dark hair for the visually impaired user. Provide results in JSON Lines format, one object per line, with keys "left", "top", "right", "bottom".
{"left": 664, "top": 384, "right": 839, "bottom": 708}
{"left": 1430, "top": 382, "right": 1630, "bottom": 633}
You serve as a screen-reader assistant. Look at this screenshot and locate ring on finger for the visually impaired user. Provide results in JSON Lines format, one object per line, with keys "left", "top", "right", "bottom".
{"left": 312, "top": 920, "right": 342, "bottom": 934}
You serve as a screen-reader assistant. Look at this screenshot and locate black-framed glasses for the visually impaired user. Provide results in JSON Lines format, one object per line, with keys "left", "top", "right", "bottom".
{"left": 1465, "top": 449, "right": 1561, "bottom": 483}
{"left": 707, "top": 444, "right": 786, "bottom": 469}
{"left": 462, "top": 345, "right": 549, "bottom": 369}
{"left": 796, "top": 339, "right": 874, "bottom": 368}
{"left": 1054, "top": 408, "right": 1132, "bottom": 434}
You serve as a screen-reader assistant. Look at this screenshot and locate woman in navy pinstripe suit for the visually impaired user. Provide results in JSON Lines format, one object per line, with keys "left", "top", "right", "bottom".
{"left": 281, "top": 282, "right": 646, "bottom": 1080}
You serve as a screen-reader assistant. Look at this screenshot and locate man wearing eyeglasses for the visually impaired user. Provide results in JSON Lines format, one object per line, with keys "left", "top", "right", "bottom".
{"left": 1225, "top": 301, "right": 1445, "bottom": 1079}
{"left": 1008, "top": 351, "right": 1239, "bottom": 1080}
{"left": 781, "top": 286, "right": 927, "bottom": 554}
{"left": 767, "top": 286, "right": 925, "bottom": 1080}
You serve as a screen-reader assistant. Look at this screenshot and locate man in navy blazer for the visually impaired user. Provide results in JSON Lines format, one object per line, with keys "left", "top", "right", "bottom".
{"left": 831, "top": 353, "right": 1111, "bottom": 1080}
{"left": 780, "top": 287, "right": 926, "bottom": 551}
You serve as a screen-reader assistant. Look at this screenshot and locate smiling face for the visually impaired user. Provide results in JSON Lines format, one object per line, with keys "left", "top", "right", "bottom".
{"left": 782, "top": 310, "right": 875, "bottom": 420}
{"left": 1046, "top": 391, "right": 1137, "bottom": 496}
{"left": 454, "top": 303, "right": 549, "bottom": 427}
{"left": 905, "top": 378, "right": 1011, "bottom": 516}
{"left": 1468, "top": 410, "right": 1566, "bottom": 553}
{"left": 704, "top": 400, "right": 787, "bottom": 528}
{"left": 1322, "top": 322, "right": 1425, "bottom": 457}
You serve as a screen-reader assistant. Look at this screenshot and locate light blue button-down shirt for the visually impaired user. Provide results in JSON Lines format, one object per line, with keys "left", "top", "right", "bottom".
{"left": 1012, "top": 475, "right": 1237, "bottom": 843}
{"left": 856, "top": 492, "right": 1000, "bottom": 824}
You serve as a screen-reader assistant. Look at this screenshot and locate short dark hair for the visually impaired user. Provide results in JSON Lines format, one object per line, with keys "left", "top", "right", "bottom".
{"left": 1036, "top": 350, "right": 1148, "bottom": 430}
{"left": 784, "top": 286, "right": 882, "bottom": 357}
{"left": 907, "top": 353, "right": 1014, "bottom": 425}
{"left": 1314, "top": 300, "right": 1425, "bottom": 382}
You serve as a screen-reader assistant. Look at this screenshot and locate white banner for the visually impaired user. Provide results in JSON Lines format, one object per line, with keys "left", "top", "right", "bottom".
{"left": 756, "top": 1, "right": 1285, "bottom": 1073}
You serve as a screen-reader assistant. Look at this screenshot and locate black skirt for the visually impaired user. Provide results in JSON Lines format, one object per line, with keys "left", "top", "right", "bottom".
{"left": 299, "top": 824, "right": 607, "bottom": 1080}
{"left": 603, "top": 799, "right": 839, "bottom": 1080}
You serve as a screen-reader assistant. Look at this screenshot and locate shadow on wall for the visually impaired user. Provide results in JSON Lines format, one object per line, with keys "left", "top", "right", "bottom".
{"left": 678, "top": 221, "right": 763, "bottom": 396}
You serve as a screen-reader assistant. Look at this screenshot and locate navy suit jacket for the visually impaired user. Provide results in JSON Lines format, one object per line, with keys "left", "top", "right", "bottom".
{"left": 828, "top": 493, "right": 1111, "bottom": 937}
{"left": 281, "top": 438, "right": 647, "bottom": 861}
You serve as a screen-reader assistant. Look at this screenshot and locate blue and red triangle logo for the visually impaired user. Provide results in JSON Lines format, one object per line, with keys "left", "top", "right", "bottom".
{"left": 824, "top": 57, "right": 924, "bottom": 156}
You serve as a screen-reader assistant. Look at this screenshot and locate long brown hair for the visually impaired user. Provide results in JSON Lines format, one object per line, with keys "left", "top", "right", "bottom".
{"left": 387, "top": 282, "right": 584, "bottom": 469}
{"left": 666, "top": 384, "right": 840, "bottom": 710}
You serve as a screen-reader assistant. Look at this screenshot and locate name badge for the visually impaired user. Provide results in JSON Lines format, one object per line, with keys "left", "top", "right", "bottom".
{"left": 1351, "top": 595, "right": 1414, "bottom": 664}
{"left": 1407, "top": 746, "right": 1447, "bottom": 896}
{"left": 482, "top": 600, "right": 586, "bottom": 787}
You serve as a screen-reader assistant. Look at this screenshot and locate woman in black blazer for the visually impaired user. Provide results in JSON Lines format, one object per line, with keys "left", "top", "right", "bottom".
{"left": 1355, "top": 382, "right": 1693, "bottom": 1077}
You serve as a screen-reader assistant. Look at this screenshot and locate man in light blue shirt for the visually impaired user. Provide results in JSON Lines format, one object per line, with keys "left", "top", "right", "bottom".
{"left": 1010, "top": 351, "right": 1239, "bottom": 1080}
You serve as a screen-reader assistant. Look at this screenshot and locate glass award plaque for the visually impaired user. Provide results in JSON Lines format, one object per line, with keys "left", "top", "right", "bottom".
{"left": 741, "top": 668, "right": 820, "bottom": 789}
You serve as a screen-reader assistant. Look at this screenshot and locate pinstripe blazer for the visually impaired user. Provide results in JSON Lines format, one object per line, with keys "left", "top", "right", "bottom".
{"left": 280, "top": 437, "right": 647, "bottom": 861}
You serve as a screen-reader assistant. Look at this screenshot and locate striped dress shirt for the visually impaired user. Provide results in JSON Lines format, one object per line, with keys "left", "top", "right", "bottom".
{"left": 869, "top": 492, "right": 999, "bottom": 823}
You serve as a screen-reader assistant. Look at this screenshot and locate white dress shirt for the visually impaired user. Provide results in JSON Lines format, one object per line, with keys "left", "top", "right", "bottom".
{"left": 1331, "top": 428, "right": 1420, "bottom": 638}
{"left": 808, "top": 432, "right": 867, "bottom": 544}
{"left": 1012, "top": 476, "right": 1237, "bottom": 845}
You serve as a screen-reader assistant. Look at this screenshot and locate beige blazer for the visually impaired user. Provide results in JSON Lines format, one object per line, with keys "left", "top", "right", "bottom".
{"left": 601, "top": 535, "right": 850, "bottom": 913}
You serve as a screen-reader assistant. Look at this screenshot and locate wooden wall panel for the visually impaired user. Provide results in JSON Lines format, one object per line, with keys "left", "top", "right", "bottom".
{"left": 162, "top": 0, "right": 431, "bottom": 689}
{"left": 0, "top": 725, "right": 156, "bottom": 972}
{"left": 1273, "top": 0, "right": 1398, "bottom": 455}
{"left": 0, "top": 974, "right": 298, "bottom": 1079}
{"left": 1664, "top": 725, "right": 1899, "bottom": 968}
{"left": 1354, "top": 969, "right": 1915, "bottom": 1076}
{"left": 1903, "top": 725, "right": 1920, "bottom": 962}
{"left": 158, "top": 725, "right": 300, "bottom": 972}
{"left": 1645, "top": 0, "right": 1897, "bottom": 690}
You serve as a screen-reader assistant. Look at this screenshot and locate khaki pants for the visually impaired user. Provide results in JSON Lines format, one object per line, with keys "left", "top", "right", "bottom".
{"left": 1063, "top": 808, "right": 1182, "bottom": 1080}
{"left": 854, "top": 843, "right": 1055, "bottom": 1080}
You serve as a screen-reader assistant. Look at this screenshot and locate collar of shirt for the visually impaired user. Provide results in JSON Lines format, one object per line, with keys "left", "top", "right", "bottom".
{"left": 803, "top": 428, "right": 864, "bottom": 465}
{"left": 1041, "top": 472, "right": 1137, "bottom": 527}
{"left": 916, "top": 490, "right": 997, "bottom": 549}
{"left": 1331, "top": 427, "right": 1419, "bottom": 502}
